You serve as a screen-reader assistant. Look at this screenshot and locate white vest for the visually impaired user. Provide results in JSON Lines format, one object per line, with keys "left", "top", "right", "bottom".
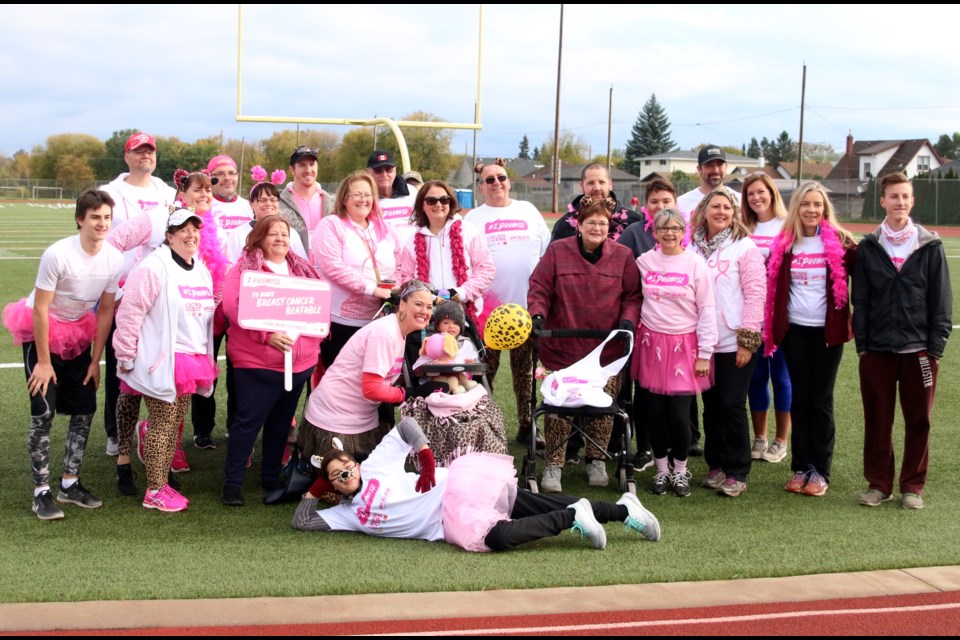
{"left": 693, "top": 236, "right": 758, "bottom": 353}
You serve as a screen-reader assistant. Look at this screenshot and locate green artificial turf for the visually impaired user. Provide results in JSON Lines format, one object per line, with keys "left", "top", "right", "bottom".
{"left": 0, "top": 203, "right": 959, "bottom": 604}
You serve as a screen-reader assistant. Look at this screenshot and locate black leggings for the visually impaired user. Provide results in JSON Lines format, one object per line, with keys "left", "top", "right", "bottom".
{"left": 639, "top": 388, "right": 693, "bottom": 462}
{"left": 483, "top": 489, "right": 627, "bottom": 551}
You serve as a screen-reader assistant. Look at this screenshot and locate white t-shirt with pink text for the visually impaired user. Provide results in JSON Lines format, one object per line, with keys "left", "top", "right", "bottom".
{"left": 751, "top": 218, "right": 784, "bottom": 260}
{"left": 303, "top": 314, "right": 405, "bottom": 434}
{"left": 211, "top": 196, "right": 254, "bottom": 232}
{"left": 787, "top": 236, "right": 828, "bottom": 327}
{"left": 466, "top": 200, "right": 549, "bottom": 307}
{"left": 880, "top": 232, "right": 918, "bottom": 271}
{"left": 170, "top": 263, "right": 216, "bottom": 355}
{"left": 380, "top": 193, "right": 418, "bottom": 247}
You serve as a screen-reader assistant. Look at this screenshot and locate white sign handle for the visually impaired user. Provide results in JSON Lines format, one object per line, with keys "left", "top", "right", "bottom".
{"left": 284, "top": 332, "right": 300, "bottom": 391}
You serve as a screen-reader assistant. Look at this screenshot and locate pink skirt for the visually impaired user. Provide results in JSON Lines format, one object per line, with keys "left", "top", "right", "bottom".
{"left": 120, "top": 352, "right": 220, "bottom": 396}
{"left": 442, "top": 452, "right": 517, "bottom": 553}
{"left": 2, "top": 298, "right": 95, "bottom": 360}
{"left": 631, "top": 325, "right": 713, "bottom": 396}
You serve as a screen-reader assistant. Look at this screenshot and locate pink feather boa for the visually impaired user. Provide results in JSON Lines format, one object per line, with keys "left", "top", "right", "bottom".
{"left": 196, "top": 208, "right": 229, "bottom": 300}
{"left": 415, "top": 220, "right": 480, "bottom": 330}
{"left": 763, "top": 220, "right": 849, "bottom": 354}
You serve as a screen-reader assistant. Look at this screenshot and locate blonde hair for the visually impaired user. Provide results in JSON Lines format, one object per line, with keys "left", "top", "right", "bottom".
{"left": 690, "top": 189, "right": 750, "bottom": 241}
{"left": 784, "top": 181, "right": 855, "bottom": 247}
{"left": 740, "top": 172, "right": 787, "bottom": 230}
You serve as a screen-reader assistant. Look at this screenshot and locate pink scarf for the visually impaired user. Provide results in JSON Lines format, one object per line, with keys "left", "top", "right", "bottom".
{"left": 880, "top": 218, "right": 917, "bottom": 246}
{"left": 763, "top": 220, "right": 849, "bottom": 354}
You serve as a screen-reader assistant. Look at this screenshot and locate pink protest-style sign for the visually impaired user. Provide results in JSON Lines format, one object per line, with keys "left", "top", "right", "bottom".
{"left": 238, "top": 271, "right": 332, "bottom": 337}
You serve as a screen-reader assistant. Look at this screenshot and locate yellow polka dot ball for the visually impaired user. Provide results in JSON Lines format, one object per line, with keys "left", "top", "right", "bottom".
{"left": 484, "top": 303, "right": 532, "bottom": 351}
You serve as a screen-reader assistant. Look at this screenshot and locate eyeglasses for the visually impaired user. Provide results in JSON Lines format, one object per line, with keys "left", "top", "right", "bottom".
{"left": 424, "top": 196, "right": 452, "bottom": 206}
{"left": 256, "top": 196, "right": 280, "bottom": 204}
{"left": 348, "top": 192, "right": 373, "bottom": 201}
{"left": 294, "top": 146, "right": 318, "bottom": 156}
{"left": 371, "top": 166, "right": 395, "bottom": 175}
{"left": 656, "top": 226, "right": 683, "bottom": 234}
{"left": 583, "top": 220, "right": 609, "bottom": 229}
{"left": 129, "top": 148, "right": 155, "bottom": 155}
{"left": 212, "top": 171, "right": 238, "bottom": 179}
{"left": 483, "top": 175, "right": 508, "bottom": 185}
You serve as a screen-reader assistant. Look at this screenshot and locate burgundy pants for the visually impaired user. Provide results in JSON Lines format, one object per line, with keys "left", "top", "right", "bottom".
{"left": 859, "top": 351, "right": 939, "bottom": 495}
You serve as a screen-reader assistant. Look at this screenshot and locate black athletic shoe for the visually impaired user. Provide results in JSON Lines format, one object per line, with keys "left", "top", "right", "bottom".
{"left": 167, "top": 471, "right": 181, "bottom": 491}
{"left": 631, "top": 450, "right": 654, "bottom": 473}
{"left": 57, "top": 481, "right": 103, "bottom": 509}
{"left": 193, "top": 435, "right": 216, "bottom": 450}
{"left": 222, "top": 485, "right": 245, "bottom": 506}
{"left": 33, "top": 490, "right": 64, "bottom": 520}
{"left": 688, "top": 442, "right": 704, "bottom": 457}
{"left": 117, "top": 464, "right": 137, "bottom": 496}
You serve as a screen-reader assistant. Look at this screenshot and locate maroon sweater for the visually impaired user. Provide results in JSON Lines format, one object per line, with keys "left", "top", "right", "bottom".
{"left": 527, "top": 237, "right": 642, "bottom": 371}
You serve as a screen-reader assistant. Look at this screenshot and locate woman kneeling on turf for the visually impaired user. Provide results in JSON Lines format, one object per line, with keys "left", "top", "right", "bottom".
{"left": 291, "top": 417, "right": 661, "bottom": 552}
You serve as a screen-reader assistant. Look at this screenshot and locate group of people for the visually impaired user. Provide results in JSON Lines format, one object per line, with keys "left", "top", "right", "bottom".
{"left": 3, "top": 135, "right": 949, "bottom": 557}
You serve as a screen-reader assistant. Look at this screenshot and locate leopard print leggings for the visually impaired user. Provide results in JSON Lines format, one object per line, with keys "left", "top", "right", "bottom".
{"left": 545, "top": 373, "right": 623, "bottom": 465}
{"left": 482, "top": 334, "right": 534, "bottom": 428}
{"left": 143, "top": 395, "right": 191, "bottom": 490}
{"left": 115, "top": 393, "right": 143, "bottom": 458}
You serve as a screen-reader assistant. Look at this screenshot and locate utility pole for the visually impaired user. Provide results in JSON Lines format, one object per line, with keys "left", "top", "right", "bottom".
{"left": 607, "top": 86, "right": 613, "bottom": 174}
{"left": 551, "top": 5, "right": 564, "bottom": 214}
{"left": 797, "top": 63, "right": 806, "bottom": 187}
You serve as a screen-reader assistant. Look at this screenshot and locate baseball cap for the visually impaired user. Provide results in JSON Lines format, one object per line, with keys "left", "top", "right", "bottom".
{"left": 166, "top": 208, "right": 204, "bottom": 229}
{"left": 125, "top": 132, "right": 156, "bottom": 152}
{"left": 367, "top": 150, "right": 396, "bottom": 169}
{"left": 206, "top": 155, "right": 237, "bottom": 174}
{"left": 289, "top": 146, "right": 319, "bottom": 165}
{"left": 698, "top": 145, "right": 726, "bottom": 165}
{"left": 403, "top": 170, "right": 423, "bottom": 185}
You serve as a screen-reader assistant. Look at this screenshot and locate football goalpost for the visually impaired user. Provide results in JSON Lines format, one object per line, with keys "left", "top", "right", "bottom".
{"left": 31, "top": 186, "right": 63, "bottom": 200}
{"left": 233, "top": 4, "right": 485, "bottom": 173}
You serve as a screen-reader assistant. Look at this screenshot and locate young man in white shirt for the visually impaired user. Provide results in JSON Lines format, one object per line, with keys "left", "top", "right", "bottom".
{"left": 4, "top": 190, "right": 124, "bottom": 520}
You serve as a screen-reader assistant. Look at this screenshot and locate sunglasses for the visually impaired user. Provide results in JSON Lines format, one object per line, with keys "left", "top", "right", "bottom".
{"left": 424, "top": 196, "right": 453, "bottom": 206}
{"left": 483, "top": 175, "right": 508, "bottom": 185}
{"left": 372, "top": 166, "right": 395, "bottom": 174}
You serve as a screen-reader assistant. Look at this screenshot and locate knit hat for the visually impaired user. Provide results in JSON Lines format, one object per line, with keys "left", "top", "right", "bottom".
{"left": 433, "top": 300, "right": 465, "bottom": 334}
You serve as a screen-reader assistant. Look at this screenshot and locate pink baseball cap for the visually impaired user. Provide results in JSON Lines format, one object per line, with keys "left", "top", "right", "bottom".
{"left": 125, "top": 132, "right": 156, "bottom": 152}
{"left": 207, "top": 155, "right": 237, "bottom": 174}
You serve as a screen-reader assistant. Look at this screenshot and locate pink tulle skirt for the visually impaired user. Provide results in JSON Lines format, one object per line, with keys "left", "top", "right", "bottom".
{"left": 119, "top": 352, "right": 219, "bottom": 396}
{"left": 442, "top": 452, "right": 517, "bottom": 553}
{"left": 2, "top": 298, "right": 95, "bottom": 360}
{"left": 631, "top": 325, "right": 713, "bottom": 395}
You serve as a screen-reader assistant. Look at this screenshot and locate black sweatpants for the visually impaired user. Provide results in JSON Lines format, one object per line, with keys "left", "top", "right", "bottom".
{"left": 702, "top": 351, "right": 758, "bottom": 482}
{"left": 483, "top": 489, "right": 627, "bottom": 551}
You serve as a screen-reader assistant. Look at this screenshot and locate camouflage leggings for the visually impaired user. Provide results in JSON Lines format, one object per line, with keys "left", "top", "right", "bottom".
{"left": 29, "top": 413, "right": 93, "bottom": 487}
{"left": 482, "top": 334, "right": 534, "bottom": 429}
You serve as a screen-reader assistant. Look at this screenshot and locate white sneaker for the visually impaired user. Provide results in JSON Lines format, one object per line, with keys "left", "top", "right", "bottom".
{"left": 617, "top": 492, "right": 662, "bottom": 542}
{"left": 750, "top": 437, "right": 768, "bottom": 460}
{"left": 586, "top": 460, "right": 609, "bottom": 487}
{"left": 568, "top": 498, "right": 606, "bottom": 550}
{"left": 105, "top": 436, "right": 119, "bottom": 457}
{"left": 541, "top": 464, "right": 562, "bottom": 493}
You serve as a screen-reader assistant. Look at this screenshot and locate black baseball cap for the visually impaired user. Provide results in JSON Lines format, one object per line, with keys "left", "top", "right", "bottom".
{"left": 698, "top": 145, "right": 726, "bottom": 165}
{"left": 290, "top": 146, "right": 319, "bottom": 165}
{"left": 367, "top": 150, "right": 396, "bottom": 169}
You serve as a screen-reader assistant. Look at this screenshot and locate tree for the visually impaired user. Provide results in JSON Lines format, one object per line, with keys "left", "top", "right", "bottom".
{"left": 747, "top": 138, "right": 761, "bottom": 158}
{"left": 99, "top": 128, "right": 140, "bottom": 179}
{"left": 375, "top": 111, "right": 456, "bottom": 181}
{"left": 12, "top": 150, "right": 31, "bottom": 178}
{"left": 531, "top": 146, "right": 541, "bottom": 161}
{"left": 801, "top": 143, "right": 839, "bottom": 164}
{"left": 335, "top": 128, "right": 377, "bottom": 178}
{"left": 259, "top": 129, "right": 340, "bottom": 184}
{"left": 622, "top": 93, "right": 676, "bottom": 175}
{"left": 55, "top": 155, "right": 95, "bottom": 193}
{"left": 537, "top": 130, "right": 589, "bottom": 166}
{"left": 934, "top": 132, "right": 960, "bottom": 160}
{"left": 760, "top": 131, "right": 797, "bottom": 168}
{"left": 29, "top": 134, "right": 105, "bottom": 180}
{"left": 518, "top": 134, "right": 531, "bottom": 160}
{"left": 589, "top": 149, "right": 626, "bottom": 168}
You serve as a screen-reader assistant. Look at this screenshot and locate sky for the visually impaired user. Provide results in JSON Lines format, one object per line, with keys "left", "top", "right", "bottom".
{"left": 4, "top": 4, "right": 960, "bottom": 163}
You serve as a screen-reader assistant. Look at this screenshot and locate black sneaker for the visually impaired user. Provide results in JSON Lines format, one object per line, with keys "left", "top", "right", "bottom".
{"left": 57, "top": 481, "right": 103, "bottom": 509}
{"left": 117, "top": 464, "right": 137, "bottom": 496}
{"left": 222, "top": 485, "right": 245, "bottom": 506}
{"left": 194, "top": 435, "right": 216, "bottom": 450}
{"left": 688, "top": 442, "right": 704, "bottom": 457}
{"left": 167, "top": 471, "right": 181, "bottom": 491}
{"left": 631, "top": 450, "right": 654, "bottom": 473}
{"left": 651, "top": 471, "right": 670, "bottom": 495}
{"left": 33, "top": 490, "right": 64, "bottom": 520}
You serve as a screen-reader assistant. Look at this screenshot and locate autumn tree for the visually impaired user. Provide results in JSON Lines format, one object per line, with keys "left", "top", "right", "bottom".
{"left": 29, "top": 134, "right": 105, "bottom": 180}
{"left": 537, "top": 130, "right": 590, "bottom": 165}
{"left": 375, "top": 111, "right": 456, "bottom": 181}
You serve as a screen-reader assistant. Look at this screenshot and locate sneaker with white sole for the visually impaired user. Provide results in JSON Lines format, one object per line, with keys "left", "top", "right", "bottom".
{"left": 586, "top": 460, "right": 609, "bottom": 487}
{"left": 671, "top": 470, "right": 692, "bottom": 498}
{"left": 143, "top": 484, "right": 188, "bottom": 512}
{"left": 105, "top": 436, "right": 119, "bottom": 457}
{"left": 170, "top": 448, "right": 191, "bottom": 473}
{"left": 750, "top": 437, "right": 768, "bottom": 460}
{"left": 617, "top": 492, "right": 661, "bottom": 541}
{"left": 541, "top": 464, "right": 563, "bottom": 493}
{"left": 717, "top": 476, "right": 747, "bottom": 497}
{"left": 859, "top": 489, "right": 894, "bottom": 507}
{"left": 762, "top": 439, "right": 788, "bottom": 463}
{"left": 568, "top": 498, "right": 606, "bottom": 550}
{"left": 901, "top": 493, "right": 924, "bottom": 510}
{"left": 32, "top": 490, "right": 64, "bottom": 521}
{"left": 701, "top": 468, "right": 726, "bottom": 490}
{"left": 650, "top": 471, "right": 670, "bottom": 495}
{"left": 57, "top": 481, "right": 103, "bottom": 508}
{"left": 135, "top": 420, "right": 148, "bottom": 463}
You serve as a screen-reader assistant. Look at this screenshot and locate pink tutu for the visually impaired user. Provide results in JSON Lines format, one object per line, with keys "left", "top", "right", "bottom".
{"left": 119, "top": 352, "right": 219, "bottom": 397}
{"left": 442, "top": 452, "right": 517, "bottom": 553}
{"left": 631, "top": 325, "right": 713, "bottom": 395}
{"left": 2, "top": 298, "right": 95, "bottom": 360}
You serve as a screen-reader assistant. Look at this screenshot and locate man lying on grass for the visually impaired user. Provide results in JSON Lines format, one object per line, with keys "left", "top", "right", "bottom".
{"left": 291, "top": 417, "right": 661, "bottom": 551}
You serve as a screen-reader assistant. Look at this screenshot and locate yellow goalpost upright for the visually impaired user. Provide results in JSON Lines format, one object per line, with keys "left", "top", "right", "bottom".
{"left": 233, "top": 4, "right": 485, "bottom": 173}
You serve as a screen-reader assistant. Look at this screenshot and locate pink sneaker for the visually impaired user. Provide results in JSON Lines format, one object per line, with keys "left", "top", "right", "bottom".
{"left": 135, "top": 420, "right": 149, "bottom": 463}
{"left": 142, "top": 484, "right": 188, "bottom": 512}
{"left": 171, "top": 448, "right": 191, "bottom": 473}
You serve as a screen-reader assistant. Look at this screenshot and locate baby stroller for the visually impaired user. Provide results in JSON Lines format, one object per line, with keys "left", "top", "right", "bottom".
{"left": 521, "top": 328, "right": 637, "bottom": 495}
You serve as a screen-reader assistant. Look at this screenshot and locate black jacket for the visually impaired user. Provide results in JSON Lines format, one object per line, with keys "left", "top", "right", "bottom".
{"left": 852, "top": 225, "right": 952, "bottom": 358}
{"left": 550, "top": 192, "right": 644, "bottom": 245}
